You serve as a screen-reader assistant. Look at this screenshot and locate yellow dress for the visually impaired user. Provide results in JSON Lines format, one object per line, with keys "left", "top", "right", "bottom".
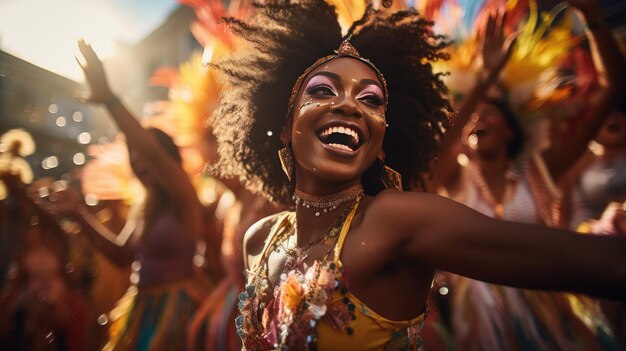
{"left": 237, "top": 199, "right": 427, "bottom": 350}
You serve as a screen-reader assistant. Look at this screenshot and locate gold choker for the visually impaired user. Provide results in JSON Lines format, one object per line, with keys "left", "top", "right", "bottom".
{"left": 293, "top": 184, "right": 364, "bottom": 216}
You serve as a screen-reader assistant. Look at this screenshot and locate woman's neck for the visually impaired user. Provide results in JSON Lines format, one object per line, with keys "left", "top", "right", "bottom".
{"left": 476, "top": 152, "right": 511, "bottom": 178}
{"left": 294, "top": 175, "right": 363, "bottom": 196}
{"left": 292, "top": 182, "right": 363, "bottom": 245}
{"left": 474, "top": 153, "right": 513, "bottom": 205}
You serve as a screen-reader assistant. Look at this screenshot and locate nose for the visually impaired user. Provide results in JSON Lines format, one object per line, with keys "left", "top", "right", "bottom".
{"left": 330, "top": 95, "right": 361, "bottom": 118}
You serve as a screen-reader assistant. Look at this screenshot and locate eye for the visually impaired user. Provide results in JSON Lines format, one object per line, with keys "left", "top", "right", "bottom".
{"left": 359, "top": 94, "right": 384, "bottom": 106}
{"left": 306, "top": 84, "right": 336, "bottom": 96}
{"left": 357, "top": 85, "right": 384, "bottom": 107}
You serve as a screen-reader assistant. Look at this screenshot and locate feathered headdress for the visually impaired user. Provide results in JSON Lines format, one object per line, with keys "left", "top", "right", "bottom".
{"left": 428, "top": 0, "right": 585, "bottom": 118}
{"left": 81, "top": 135, "right": 144, "bottom": 204}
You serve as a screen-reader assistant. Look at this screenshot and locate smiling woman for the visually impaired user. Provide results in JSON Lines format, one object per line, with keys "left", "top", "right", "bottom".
{"left": 211, "top": 0, "right": 451, "bottom": 205}
{"left": 289, "top": 56, "right": 387, "bottom": 189}
{"left": 210, "top": 1, "right": 626, "bottom": 351}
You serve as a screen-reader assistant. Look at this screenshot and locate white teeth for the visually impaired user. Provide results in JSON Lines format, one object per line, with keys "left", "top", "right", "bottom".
{"left": 328, "top": 143, "right": 353, "bottom": 152}
{"left": 319, "top": 125, "right": 359, "bottom": 144}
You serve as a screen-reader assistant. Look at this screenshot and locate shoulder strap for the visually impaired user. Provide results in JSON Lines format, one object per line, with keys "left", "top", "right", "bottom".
{"left": 251, "top": 211, "right": 295, "bottom": 271}
{"left": 333, "top": 197, "right": 361, "bottom": 263}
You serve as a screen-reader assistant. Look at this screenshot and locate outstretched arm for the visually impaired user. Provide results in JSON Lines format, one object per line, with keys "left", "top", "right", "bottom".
{"left": 542, "top": 0, "right": 625, "bottom": 182}
{"left": 429, "top": 10, "right": 516, "bottom": 191}
{"left": 375, "top": 191, "right": 626, "bottom": 300}
{"left": 76, "top": 40, "right": 200, "bottom": 215}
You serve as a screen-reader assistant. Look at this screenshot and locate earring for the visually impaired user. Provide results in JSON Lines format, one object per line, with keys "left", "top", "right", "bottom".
{"left": 380, "top": 160, "right": 402, "bottom": 191}
{"left": 278, "top": 146, "right": 294, "bottom": 181}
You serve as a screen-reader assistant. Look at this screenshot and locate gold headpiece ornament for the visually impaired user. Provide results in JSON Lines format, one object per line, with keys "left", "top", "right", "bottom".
{"left": 286, "top": 40, "right": 389, "bottom": 119}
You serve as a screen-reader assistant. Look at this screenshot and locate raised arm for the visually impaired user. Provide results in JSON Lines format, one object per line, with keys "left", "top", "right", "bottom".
{"left": 376, "top": 191, "right": 626, "bottom": 300}
{"left": 542, "top": 0, "right": 625, "bottom": 182}
{"left": 429, "top": 10, "right": 516, "bottom": 191}
{"left": 76, "top": 40, "right": 200, "bottom": 212}
{"left": 36, "top": 188, "right": 135, "bottom": 267}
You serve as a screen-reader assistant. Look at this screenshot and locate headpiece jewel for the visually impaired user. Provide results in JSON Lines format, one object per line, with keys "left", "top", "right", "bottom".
{"left": 286, "top": 40, "right": 389, "bottom": 119}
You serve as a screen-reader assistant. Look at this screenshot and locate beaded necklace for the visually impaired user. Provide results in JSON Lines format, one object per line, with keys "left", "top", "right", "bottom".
{"left": 237, "top": 197, "right": 361, "bottom": 350}
{"left": 276, "top": 200, "right": 357, "bottom": 270}
{"left": 294, "top": 184, "right": 363, "bottom": 217}
{"left": 467, "top": 163, "right": 516, "bottom": 219}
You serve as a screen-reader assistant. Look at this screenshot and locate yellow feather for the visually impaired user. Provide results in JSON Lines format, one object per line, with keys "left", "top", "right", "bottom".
{"left": 325, "top": 0, "right": 368, "bottom": 33}
{"left": 502, "top": 2, "right": 579, "bottom": 109}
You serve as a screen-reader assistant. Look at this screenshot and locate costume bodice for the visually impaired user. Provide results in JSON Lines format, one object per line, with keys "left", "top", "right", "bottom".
{"left": 570, "top": 152, "right": 626, "bottom": 228}
{"left": 446, "top": 156, "right": 618, "bottom": 351}
{"left": 237, "top": 199, "right": 427, "bottom": 350}
{"left": 460, "top": 163, "right": 537, "bottom": 223}
{"left": 456, "top": 154, "right": 560, "bottom": 225}
{"left": 135, "top": 210, "right": 196, "bottom": 286}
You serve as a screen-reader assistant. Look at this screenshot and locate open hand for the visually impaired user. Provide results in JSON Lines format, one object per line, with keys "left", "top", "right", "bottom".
{"left": 76, "top": 39, "right": 114, "bottom": 103}
{"left": 481, "top": 9, "right": 518, "bottom": 75}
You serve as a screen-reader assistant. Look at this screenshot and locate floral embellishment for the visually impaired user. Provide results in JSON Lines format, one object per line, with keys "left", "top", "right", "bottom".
{"left": 237, "top": 199, "right": 364, "bottom": 350}
{"left": 238, "top": 259, "right": 352, "bottom": 350}
{"left": 283, "top": 274, "right": 304, "bottom": 306}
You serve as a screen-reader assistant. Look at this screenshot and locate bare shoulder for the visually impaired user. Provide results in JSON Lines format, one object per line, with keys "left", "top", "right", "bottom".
{"left": 363, "top": 190, "right": 467, "bottom": 240}
{"left": 243, "top": 211, "right": 290, "bottom": 270}
{"left": 366, "top": 190, "right": 447, "bottom": 221}
{"left": 363, "top": 190, "right": 495, "bottom": 262}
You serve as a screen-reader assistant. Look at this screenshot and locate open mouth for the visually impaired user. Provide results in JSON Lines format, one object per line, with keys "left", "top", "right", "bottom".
{"left": 317, "top": 124, "right": 361, "bottom": 152}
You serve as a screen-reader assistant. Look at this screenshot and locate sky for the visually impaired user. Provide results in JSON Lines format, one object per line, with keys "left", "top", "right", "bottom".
{"left": 0, "top": 0, "right": 179, "bottom": 81}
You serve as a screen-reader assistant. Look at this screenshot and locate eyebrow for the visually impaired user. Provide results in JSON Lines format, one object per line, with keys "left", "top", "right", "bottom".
{"left": 360, "top": 78, "right": 383, "bottom": 90}
{"left": 311, "top": 71, "right": 383, "bottom": 90}
{"left": 310, "top": 71, "right": 340, "bottom": 81}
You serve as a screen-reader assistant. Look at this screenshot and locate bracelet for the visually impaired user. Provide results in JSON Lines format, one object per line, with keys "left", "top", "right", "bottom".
{"left": 104, "top": 94, "right": 120, "bottom": 109}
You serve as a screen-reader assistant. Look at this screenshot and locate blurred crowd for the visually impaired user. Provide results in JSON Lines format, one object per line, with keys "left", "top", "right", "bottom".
{"left": 0, "top": 0, "right": 625, "bottom": 350}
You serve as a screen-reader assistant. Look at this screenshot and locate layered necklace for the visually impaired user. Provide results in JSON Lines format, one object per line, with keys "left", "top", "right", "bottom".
{"left": 467, "top": 163, "right": 516, "bottom": 219}
{"left": 293, "top": 183, "right": 364, "bottom": 216}
{"left": 274, "top": 196, "right": 359, "bottom": 270}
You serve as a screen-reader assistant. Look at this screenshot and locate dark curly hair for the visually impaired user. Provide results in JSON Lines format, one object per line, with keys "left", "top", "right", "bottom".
{"left": 211, "top": 0, "right": 452, "bottom": 206}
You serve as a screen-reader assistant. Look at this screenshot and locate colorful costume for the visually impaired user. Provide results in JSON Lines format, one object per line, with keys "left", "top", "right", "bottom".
{"left": 568, "top": 152, "right": 626, "bottom": 229}
{"left": 237, "top": 199, "right": 428, "bottom": 351}
{"left": 448, "top": 155, "right": 620, "bottom": 351}
{"left": 103, "top": 211, "right": 206, "bottom": 351}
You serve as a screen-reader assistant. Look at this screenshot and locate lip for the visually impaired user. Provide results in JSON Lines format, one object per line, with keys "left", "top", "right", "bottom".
{"left": 316, "top": 120, "right": 365, "bottom": 143}
{"left": 316, "top": 120, "right": 366, "bottom": 158}
{"left": 320, "top": 141, "right": 359, "bottom": 158}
